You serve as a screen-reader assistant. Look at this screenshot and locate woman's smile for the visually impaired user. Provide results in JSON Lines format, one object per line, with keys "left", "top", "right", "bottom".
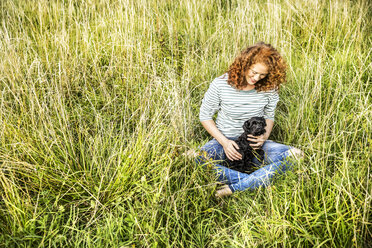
{"left": 247, "top": 78, "right": 257, "bottom": 85}
{"left": 245, "top": 62, "right": 268, "bottom": 86}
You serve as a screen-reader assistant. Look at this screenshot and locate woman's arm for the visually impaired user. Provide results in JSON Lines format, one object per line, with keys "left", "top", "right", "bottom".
{"left": 201, "top": 120, "right": 242, "bottom": 161}
{"left": 263, "top": 119, "right": 274, "bottom": 140}
{"left": 248, "top": 118, "right": 274, "bottom": 149}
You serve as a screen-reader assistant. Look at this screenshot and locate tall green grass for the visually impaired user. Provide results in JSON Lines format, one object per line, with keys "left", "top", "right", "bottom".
{"left": 0, "top": 0, "right": 370, "bottom": 247}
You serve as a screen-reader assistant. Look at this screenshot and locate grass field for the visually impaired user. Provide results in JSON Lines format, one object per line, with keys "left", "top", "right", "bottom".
{"left": 0, "top": 0, "right": 371, "bottom": 247}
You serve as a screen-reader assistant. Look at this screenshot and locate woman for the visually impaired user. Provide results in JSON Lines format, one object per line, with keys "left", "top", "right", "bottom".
{"left": 197, "top": 42, "right": 303, "bottom": 197}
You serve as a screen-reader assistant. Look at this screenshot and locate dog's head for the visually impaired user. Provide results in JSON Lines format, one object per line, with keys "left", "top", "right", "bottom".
{"left": 242, "top": 117, "right": 266, "bottom": 136}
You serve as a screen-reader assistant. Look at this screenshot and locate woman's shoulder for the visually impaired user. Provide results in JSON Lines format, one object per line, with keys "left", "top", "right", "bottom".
{"left": 260, "top": 89, "right": 279, "bottom": 100}
{"left": 212, "top": 73, "right": 228, "bottom": 82}
{"left": 210, "top": 73, "right": 229, "bottom": 87}
{"left": 262, "top": 89, "right": 278, "bottom": 94}
{"left": 251, "top": 88, "right": 279, "bottom": 100}
{"left": 216, "top": 73, "right": 228, "bottom": 80}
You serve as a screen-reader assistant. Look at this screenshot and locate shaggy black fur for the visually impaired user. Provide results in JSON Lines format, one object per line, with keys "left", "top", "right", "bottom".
{"left": 225, "top": 117, "right": 267, "bottom": 174}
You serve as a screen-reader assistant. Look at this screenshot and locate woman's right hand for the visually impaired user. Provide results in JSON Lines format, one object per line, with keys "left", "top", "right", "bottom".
{"left": 222, "top": 140, "right": 242, "bottom": 161}
{"left": 200, "top": 120, "right": 242, "bottom": 161}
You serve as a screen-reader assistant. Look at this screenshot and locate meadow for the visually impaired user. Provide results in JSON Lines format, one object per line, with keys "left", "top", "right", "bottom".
{"left": 0, "top": 0, "right": 371, "bottom": 247}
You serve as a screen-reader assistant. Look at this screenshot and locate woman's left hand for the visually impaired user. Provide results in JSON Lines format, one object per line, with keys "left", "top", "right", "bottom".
{"left": 247, "top": 135, "right": 266, "bottom": 149}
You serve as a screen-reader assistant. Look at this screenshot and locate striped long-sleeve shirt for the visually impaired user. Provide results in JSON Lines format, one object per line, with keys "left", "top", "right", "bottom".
{"left": 199, "top": 73, "right": 279, "bottom": 137}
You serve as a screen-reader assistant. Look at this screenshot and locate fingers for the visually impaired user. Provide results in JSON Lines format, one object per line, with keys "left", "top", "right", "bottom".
{"left": 226, "top": 147, "right": 242, "bottom": 160}
{"left": 247, "top": 135, "right": 265, "bottom": 150}
{"left": 227, "top": 152, "right": 241, "bottom": 161}
{"left": 230, "top": 142, "right": 242, "bottom": 160}
{"left": 232, "top": 141, "right": 240, "bottom": 150}
{"left": 224, "top": 141, "right": 242, "bottom": 161}
{"left": 247, "top": 135, "right": 262, "bottom": 142}
{"left": 249, "top": 142, "right": 263, "bottom": 150}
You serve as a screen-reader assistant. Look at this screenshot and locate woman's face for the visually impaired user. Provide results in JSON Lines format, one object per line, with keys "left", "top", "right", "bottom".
{"left": 245, "top": 63, "right": 268, "bottom": 86}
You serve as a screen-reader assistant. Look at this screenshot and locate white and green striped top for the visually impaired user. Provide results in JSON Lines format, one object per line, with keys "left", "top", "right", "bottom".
{"left": 199, "top": 73, "right": 279, "bottom": 137}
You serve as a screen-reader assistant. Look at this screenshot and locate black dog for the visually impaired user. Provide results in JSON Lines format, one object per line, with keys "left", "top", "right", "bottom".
{"left": 225, "top": 117, "right": 266, "bottom": 174}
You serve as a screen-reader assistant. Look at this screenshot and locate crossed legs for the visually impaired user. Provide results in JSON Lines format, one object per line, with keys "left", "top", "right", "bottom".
{"left": 196, "top": 138, "right": 304, "bottom": 197}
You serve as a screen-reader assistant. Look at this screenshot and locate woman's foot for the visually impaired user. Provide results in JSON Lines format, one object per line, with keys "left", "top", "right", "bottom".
{"left": 215, "top": 185, "right": 233, "bottom": 197}
{"left": 183, "top": 149, "right": 199, "bottom": 158}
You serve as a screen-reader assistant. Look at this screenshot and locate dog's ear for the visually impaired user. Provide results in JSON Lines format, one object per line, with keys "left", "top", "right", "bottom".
{"left": 243, "top": 120, "right": 252, "bottom": 132}
{"left": 262, "top": 118, "right": 267, "bottom": 127}
{"left": 258, "top": 117, "right": 266, "bottom": 127}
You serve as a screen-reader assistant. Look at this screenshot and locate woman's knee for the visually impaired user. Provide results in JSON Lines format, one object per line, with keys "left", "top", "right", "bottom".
{"left": 262, "top": 140, "right": 290, "bottom": 155}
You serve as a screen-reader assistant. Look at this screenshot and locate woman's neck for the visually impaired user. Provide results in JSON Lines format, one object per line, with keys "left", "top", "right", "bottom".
{"left": 241, "top": 85, "right": 255, "bottom": 91}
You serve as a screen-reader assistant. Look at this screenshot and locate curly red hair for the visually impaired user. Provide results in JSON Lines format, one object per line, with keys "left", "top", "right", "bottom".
{"left": 227, "top": 42, "right": 287, "bottom": 92}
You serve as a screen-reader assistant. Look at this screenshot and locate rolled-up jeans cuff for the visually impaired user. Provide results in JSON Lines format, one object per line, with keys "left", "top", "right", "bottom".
{"left": 228, "top": 184, "right": 235, "bottom": 193}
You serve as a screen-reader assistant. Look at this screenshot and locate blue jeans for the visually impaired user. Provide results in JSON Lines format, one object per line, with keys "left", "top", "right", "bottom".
{"left": 196, "top": 137, "right": 295, "bottom": 193}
